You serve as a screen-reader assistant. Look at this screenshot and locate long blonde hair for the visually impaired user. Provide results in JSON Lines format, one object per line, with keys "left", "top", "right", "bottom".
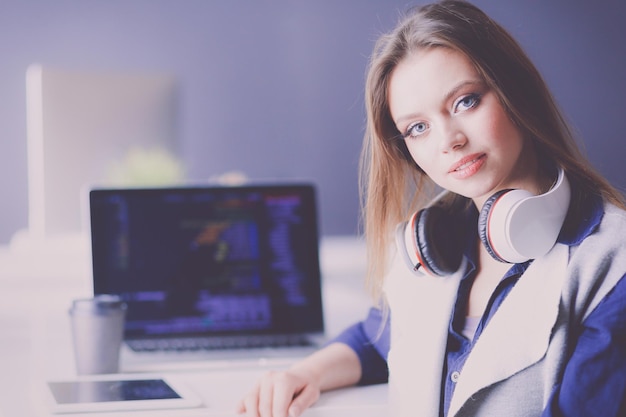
{"left": 360, "top": 0, "right": 625, "bottom": 300}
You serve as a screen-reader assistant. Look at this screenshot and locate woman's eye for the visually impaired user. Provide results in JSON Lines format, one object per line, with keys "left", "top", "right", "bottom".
{"left": 454, "top": 93, "right": 481, "bottom": 113}
{"left": 404, "top": 121, "right": 429, "bottom": 138}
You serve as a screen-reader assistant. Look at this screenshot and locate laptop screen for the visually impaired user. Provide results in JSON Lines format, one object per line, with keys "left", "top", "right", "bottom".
{"left": 89, "top": 183, "right": 324, "bottom": 340}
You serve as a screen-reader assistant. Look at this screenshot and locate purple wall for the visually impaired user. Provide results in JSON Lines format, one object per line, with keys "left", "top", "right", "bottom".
{"left": 1, "top": 0, "right": 625, "bottom": 243}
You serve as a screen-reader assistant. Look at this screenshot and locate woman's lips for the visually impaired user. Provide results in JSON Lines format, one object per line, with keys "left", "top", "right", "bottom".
{"left": 449, "top": 153, "right": 486, "bottom": 179}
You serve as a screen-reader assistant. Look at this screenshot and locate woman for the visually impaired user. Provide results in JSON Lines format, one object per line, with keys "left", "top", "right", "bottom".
{"left": 237, "top": 1, "right": 626, "bottom": 416}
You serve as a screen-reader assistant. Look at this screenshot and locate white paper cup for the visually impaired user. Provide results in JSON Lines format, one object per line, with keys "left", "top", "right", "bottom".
{"left": 69, "top": 295, "right": 127, "bottom": 375}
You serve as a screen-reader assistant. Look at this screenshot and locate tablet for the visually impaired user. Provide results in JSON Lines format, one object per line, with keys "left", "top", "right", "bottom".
{"left": 44, "top": 373, "right": 204, "bottom": 414}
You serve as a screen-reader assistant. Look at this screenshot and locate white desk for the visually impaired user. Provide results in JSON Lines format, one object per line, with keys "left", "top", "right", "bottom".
{"left": 0, "top": 234, "right": 388, "bottom": 416}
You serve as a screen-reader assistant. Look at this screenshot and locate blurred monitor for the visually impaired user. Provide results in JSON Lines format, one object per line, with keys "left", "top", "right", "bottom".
{"left": 25, "top": 65, "right": 179, "bottom": 238}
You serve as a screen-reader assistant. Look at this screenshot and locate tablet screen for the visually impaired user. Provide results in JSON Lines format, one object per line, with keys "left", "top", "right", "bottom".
{"left": 48, "top": 379, "right": 180, "bottom": 404}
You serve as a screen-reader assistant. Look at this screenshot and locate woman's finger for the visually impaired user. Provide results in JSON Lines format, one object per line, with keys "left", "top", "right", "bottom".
{"left": 237, "top": 385, "right": 260, "bottom": 417}
{"left": 287, "top": 384, "right": 321, "bottom": 417}
{"left": 257, "top": 373, "right": 276, "bottom": 417}
{"left": 271, "top": 372, "right": 302, "bottom": 417}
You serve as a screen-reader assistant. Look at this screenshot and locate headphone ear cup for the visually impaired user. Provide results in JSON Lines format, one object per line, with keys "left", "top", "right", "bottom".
{"left": 478, "top": 189, "right": 513, "bottom": 262}
{"left": 415, "top": 206, "right": 463, "bottom": 276}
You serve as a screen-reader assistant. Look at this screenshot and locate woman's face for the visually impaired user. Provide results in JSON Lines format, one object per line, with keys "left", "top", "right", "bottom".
{"left": 388, "top": 47, "right": 541, "bottom": 207}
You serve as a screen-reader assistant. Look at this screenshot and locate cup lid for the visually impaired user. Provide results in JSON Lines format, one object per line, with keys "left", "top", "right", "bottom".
{"left": 70, "top": 294, "right": 127, "bottom": 314}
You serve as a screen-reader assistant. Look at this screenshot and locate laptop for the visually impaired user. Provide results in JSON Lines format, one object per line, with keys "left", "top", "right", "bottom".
{"left": 88, "top": 183, "right": 325, "bottom": 371}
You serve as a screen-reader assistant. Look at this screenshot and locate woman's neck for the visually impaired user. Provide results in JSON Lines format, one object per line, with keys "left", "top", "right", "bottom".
{"left": 466, "top": 241, "right": 511, "bottom": 318}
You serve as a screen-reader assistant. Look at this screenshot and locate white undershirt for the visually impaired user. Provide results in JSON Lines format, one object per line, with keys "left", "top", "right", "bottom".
{"left": 461, "top": 316, "right": 481, "bottom": 340}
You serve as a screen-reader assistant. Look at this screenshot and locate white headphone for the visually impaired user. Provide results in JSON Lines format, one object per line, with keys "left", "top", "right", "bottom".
{"left": 396, "top": 167, "right": 571, "bottom": 276}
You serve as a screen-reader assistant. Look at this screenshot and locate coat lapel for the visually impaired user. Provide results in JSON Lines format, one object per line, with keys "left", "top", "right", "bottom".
{"left": 384, "top": 253, "right": 464, "bottom": 417}
{"left": 449, "top": 243, "right": 569, "bottom": 416}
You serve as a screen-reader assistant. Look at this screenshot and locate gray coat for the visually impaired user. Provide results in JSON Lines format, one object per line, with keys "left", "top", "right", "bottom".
{"left": 384, "top": 203, "right": 626, "bottom": 417}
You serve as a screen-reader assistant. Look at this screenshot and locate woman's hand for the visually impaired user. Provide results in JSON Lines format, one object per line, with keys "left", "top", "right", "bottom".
{"left": 236, "top": 367, "right": 321, "bottom": 417}
{"left": 236, "top": 343, "right": 362, "bottom": 417}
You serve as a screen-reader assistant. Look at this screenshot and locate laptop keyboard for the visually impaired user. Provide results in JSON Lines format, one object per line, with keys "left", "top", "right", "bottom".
{"left": 127, "top": 335, "right": 314, "bottom": 353}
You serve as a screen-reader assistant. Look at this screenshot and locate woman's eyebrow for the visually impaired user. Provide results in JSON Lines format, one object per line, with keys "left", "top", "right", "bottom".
{"left": 443, "top": 79, "right": 484, "bottom": 103}
{"left": 394, "top": 79, "right": 484, "bottom": 127}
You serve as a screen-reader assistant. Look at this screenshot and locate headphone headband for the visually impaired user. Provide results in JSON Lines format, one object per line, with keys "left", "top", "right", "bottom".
{"left": 484, "top": 167, "right": 570, "bottom": 263}
{"left": 396, "top": 168, "right": 571, "bottom": 276}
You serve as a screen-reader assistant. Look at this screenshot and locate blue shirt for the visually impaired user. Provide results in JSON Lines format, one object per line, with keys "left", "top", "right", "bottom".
{"left": 331, "top": 194, "right": 626, "bottom": 417}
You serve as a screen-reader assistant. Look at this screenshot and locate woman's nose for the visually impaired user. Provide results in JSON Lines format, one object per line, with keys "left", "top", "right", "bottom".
{"left": 440, "top": 125, "right": 467, "bottom": 153}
